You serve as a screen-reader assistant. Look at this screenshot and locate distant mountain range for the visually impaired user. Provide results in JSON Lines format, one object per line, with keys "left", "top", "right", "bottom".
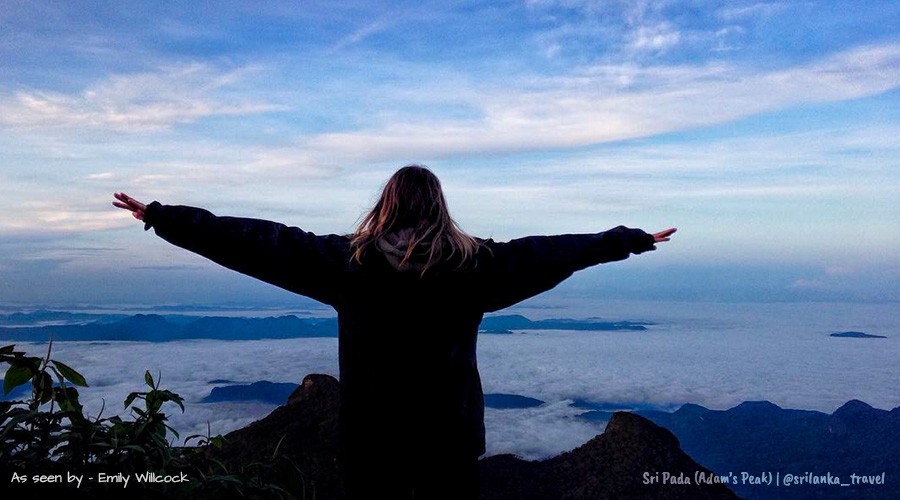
{"left": 479, "top": 314, "right": 650, "bottom": 332}
{"left": 0, "top": 312, "right": 650, "bottom": 342}
{"left": 0, "top": 310, "right": 127, "bottom": 326}
{"left": 0, "top": 313, "right": 338, "bottom": 342}
{"left": 202, "top": 381, "right": 300, "bottom": 404}
{"left": 572, "top": 399, "right": 899, "bottom": 500}
{"left": 198, "top": 380, "right": 549, "bottom": 409}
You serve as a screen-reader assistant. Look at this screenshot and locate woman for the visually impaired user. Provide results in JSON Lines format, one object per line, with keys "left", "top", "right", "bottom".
{"left": 113, "top": 165, "right": 675, "bottom": 500}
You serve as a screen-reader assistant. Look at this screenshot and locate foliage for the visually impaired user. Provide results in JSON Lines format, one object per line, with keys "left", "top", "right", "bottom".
{"left": 1, "top": 341, "right": 308, "bottom": 499}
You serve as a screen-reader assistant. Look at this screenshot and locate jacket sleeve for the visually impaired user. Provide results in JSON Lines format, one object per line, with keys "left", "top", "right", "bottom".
{"left": 141, "top": 201, "right": 347, "bottom": 306}
{"left": 475, "top": 226, "right": 656, "bottom": 313}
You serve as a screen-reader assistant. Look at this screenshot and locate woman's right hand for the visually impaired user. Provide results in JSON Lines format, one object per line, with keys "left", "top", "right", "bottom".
{"left": 652, "top": 228, "right": 677, "bottom": 243}
{"left": 112, "top": 192, "right": 147, "bottom": 221}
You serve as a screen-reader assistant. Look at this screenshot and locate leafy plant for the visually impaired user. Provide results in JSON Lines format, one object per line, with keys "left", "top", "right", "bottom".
{"left": 1, "top": 340, "right": 309, "bottom": 499}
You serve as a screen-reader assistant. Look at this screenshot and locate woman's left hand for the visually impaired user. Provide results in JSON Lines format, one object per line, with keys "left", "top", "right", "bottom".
{"left": 652, "top": 228, "right": 677, "bottom": 243}
{"left": 112, "top": 192, "right": 147, "bottom": 221}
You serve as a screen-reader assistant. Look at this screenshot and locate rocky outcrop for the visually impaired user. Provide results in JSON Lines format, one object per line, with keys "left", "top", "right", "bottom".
{"left": 478, "top": 412, "right": 741, "bottom": 499}
{"left": 212, "top": 374, "right": 345, "bottom": 499}
{"left": 213, "top": 373, "right": 742, "bottom": 499}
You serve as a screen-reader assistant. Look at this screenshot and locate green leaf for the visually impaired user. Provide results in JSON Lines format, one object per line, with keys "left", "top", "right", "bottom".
{"left": 145, "top": 370, "right": 154, "bottom": 388}
{"left": 183, "top": 434, "right": 206, "bottom": 446}
{"left": 157, "top": 390, "right": 185, "bottom": 412}
{"left": 163, "top": 422, "right": 180, "bottom": 439}
{"left": 3, "top": 365, "right": 33, "bottom": 395}
{"left": 210, "top": 457, "right": 228, "bottom": 473}
{"left": 27, "top": 356, "right": 43, "bottom": 371}
{"left": 0, "top": 410, "right": 36, "bottom": 439}
{"left": 36, "top": 371, "right": 54, "bottom": 404}
{"left": 124, "top": 392, "right": 140, "bottom": 409}
{"left": 54, "top": 386, "right": 83, "bottom": 412}
{"left": 0, "top": 345, "right": 15, "bottom": 354}
{"left": 51, "top": 360, "right": 88, "bottom": 387}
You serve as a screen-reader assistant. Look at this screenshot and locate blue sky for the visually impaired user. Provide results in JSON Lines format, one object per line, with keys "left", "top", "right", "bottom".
{"left": 1, "top": 0, "right": 898, "bottom": 305}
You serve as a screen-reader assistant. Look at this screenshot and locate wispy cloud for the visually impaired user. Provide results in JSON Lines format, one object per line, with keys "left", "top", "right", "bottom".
{"left": 302, "top": 43, "right": 900, "bottom": 161}
{"left": 0, "top": 63, "right": 285, "bottom": 131}
{"left": 717, "top": 2, "right": 789, "bottom": 20}
{"left": 628, "top": 22, "right": 681, "bottom": 53}
{"left": 329, "top": 20, "right": 391, "bottom": 54}
{"left": 5, "top": 201, "right": 132, "bottom": 233}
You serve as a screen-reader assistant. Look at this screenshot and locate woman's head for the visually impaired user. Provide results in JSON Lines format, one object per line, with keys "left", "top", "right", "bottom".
{"left": 350, "top": 164, "right": 479, "bottom": 276}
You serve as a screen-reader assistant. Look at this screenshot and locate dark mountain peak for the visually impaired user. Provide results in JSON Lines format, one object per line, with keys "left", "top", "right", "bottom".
{"left": 836, "top": 399, "right": 873, "bottom": 411}
{"left": 673, "top": 403, "right": 710, "bottom": 417}
{"left": 730, "top": 400, "right": 781, "bottom": 414}
{"left": 832, "top": 399, "right": 876, "bottom": 420}
{"left": 211, "top": 373, "right": 344, "bottom": 498}
{"left": 479, "top": 411, "right": 741, "bottom": 499}
{"left": 286, "top": 373, "right": 340, "bottom": 406}
{"left": 601, "top": 410, "right": 683, "bottom": 451}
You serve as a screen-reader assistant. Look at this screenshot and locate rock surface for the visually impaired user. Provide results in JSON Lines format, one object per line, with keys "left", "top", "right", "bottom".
{"left": 213, "top": 373, "right": 742, "bottom": 499}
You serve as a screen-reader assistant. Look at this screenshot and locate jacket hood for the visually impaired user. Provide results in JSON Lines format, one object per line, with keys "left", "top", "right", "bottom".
{"left": 375, "top": 227, "right": 433, "bottom": 273}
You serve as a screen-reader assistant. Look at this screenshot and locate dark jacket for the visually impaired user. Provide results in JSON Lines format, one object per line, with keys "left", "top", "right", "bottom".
{"left": 141, "top": 201, "right": 657, "bottom": 459}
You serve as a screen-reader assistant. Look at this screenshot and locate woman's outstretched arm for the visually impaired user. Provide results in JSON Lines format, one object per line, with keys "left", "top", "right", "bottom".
{"left": 475, "top": 226, "right": 675, "bottom": 313}
{"left": 113, "top": 193, "right": 347, "bottom": 306}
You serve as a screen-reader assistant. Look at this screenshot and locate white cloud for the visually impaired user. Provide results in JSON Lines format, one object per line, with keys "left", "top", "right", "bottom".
{"left": 485, "top": 400, "right": 603, "bottom": 460}
{"left": 530, "top": 124, "right": 900, "bottom": 176}
{"left": 3, "top": 200, "right": 134, "bottom": 234}
{"left": 717, "top": 2, "right": 789, "bottom": 20}
{"left": 10, "top": 300, "right": 897, "bottom": 459}
{"left": 329, "top": 20, "right": 391, "bottom": 53}
{"left": 628, "top": 22, "right": 681, "bottom": 53}
{"left": 301, "top": 43, "right": 900, "bottom": 162}
{"left": 126, "top": 149, "right": 342, "bottom": 187}
{"left": 0, "top": 63, "right": 285, "bottom": 131}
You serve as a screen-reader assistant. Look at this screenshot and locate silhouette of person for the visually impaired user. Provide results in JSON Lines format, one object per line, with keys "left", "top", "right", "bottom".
{"left": 113, "top": 164, "right": 675, "bottom": 500}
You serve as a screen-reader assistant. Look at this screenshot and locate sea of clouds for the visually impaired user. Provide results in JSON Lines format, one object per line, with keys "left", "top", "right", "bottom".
{"left": 5, "top": 299, "right": 898, "bottom": 460}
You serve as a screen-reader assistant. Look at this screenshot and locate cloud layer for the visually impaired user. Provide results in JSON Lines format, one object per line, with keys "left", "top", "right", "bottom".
{"left": 7, "top": 299, "right": 897, "bottom": 460}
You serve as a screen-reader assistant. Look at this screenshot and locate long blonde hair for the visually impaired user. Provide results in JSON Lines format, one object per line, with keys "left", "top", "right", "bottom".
{"left": 349, "top": 165, "right": 481, "bottom": 276}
